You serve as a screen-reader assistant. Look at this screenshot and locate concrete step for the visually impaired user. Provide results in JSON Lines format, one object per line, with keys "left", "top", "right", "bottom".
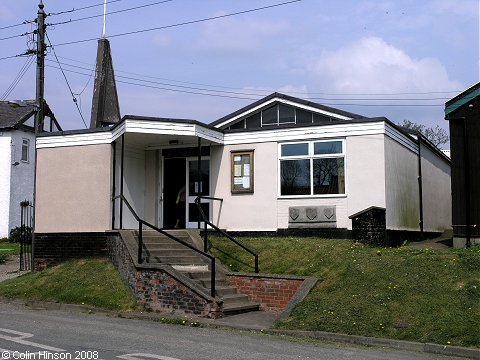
{"left": 215, "top": 286, "right": 238, "bottom": 296}
{"left": 223, "top": 302, "right": 261, "bottom": 316}
{"left": 152, "top": 256, "right": 207, "bottom": 265}
{"left": 221, "top": 293, "right": 250, "bottom": 304}
{"left": 145, "top": 248, "right": 203, "bottom": 256}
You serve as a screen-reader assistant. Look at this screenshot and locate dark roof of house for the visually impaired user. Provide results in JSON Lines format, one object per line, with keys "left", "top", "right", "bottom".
{"left": 445, "top": 82, "right": 480, "bottom": 118}
{"left": 209, "top": 92, "right": 365, "bottom": 127}
{"left": 0, "top": 100, "right": 36, "bottom": 129}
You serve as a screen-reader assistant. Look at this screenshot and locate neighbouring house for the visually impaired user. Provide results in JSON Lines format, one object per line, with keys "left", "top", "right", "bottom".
{"left": 445, "top": 82, "right": 480, "bottom": 248}
{"left": 0, "top": 100, "right": 61, "bottom": 238}
{"left": 33, "top": 92, "right": 451, "bottom": 240}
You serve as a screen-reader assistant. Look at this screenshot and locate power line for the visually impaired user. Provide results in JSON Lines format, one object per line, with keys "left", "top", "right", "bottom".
{"left": 45, "top": 59, "right": 452, "bottom": 102}
{"left": 0, "top": 55, "right": 35, "bottom": 100}
{"left": 50, "top": 0, "right": 302, "bottom": 47}
{"left": 45, "top": 33, "right": 88, "bottom": 129}
{"left": 47, "top": 0, "right": 124, "bottom": 16}
{"left": 0, "top": 19, "right": 35, "bottom": 31}
{"left": 0, "top": 31, "right": 34, "bottom": 42}
{"left": 54, "top": 55, "right": 462, "bottom": 97}
{"left": 47, "top": 0, "right": 173, "bottom": 27}
{"left": 44, "top": 63, "right": 446, "bottom": 107}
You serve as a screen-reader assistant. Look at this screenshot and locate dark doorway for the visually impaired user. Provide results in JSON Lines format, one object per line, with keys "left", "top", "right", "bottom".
{"left": 163, "top": 158, "right": 186, "bottom": 229}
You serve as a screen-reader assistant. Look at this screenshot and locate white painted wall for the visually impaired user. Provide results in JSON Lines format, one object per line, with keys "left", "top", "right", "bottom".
{"left": 0, "top": 132, "right": 12, "bottom": 238}
{"left": 345, "top": 134, "right": 386, "bottom": 224}
{"left": 211, "top": 134, "right": 387, "bottom": 231}
{"left": 211, "top": 142, "right": 278, "bottom": 231}
{"left": 9, "top": 130, "right": 35, "bottom": 233}
{"left": 122, "top": 145, "right": 145, "bottom": 228}
{"left": 385, "top": 137, "right": 420, "bottom": 230}
{"left": 144, "top": 150, "right": 157, "bottom": 225}
{"left": 421, "top": 144, "right": 451, "bottom": 232}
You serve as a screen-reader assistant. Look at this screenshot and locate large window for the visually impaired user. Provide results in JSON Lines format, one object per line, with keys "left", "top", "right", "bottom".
{"left": 279, "top": 140, "right": 345, "bottom": 196}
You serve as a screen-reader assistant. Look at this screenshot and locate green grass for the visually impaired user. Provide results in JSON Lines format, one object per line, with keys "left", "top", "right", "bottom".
{"left": 210, "top": 236, "right": 480, "bottom": 347}
{"left": 0, "top": 258, "right": 138, "bottom": 311}
{"left": 0, "top": 243, "right": 21, "bottom": 255}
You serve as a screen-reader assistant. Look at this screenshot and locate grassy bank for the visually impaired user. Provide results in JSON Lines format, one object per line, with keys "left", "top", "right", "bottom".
{"left": 210, "top": 236, "right": 480, "bottom": 347}
{"left": 0, "top": 242, "right": 20, "bottom": 264}
{"left": 0, "top": 258, "right": 137, "bottom": 311}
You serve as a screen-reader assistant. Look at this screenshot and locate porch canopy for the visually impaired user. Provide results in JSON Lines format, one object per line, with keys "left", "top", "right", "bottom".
{"left": 35, "top": 116, "right": 224, "bottom": 233}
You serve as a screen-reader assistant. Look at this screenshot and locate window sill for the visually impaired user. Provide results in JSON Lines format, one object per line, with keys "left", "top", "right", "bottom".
{"left": 278, "top": 194, "right": 347, "bottom": 200}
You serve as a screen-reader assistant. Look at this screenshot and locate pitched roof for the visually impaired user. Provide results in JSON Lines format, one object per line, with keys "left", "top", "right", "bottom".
{"left": 209, "top": 92, "right": 364, "bottom": 128}
{"left": 0, "top": 100, "right": 36, "bottom": 129}
{"left": 445, "top": 82, "right": 480, "bottom": 118}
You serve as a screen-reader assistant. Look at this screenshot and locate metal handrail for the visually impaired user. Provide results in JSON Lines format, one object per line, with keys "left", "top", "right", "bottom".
{"left": 112, "top": 195, "right": 216, "bottom": 297}
{"left": 195, "top": 196, "right": 259, "bottom": 273}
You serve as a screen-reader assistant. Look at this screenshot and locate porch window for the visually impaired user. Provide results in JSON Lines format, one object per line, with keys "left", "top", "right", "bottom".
{"left": 279, "top": 140, "right": 345, "bottom": 196}
{"left": 21, "top": 138, "right": 29, "bottom": 162}
{"left": 231, "top": 150, "right": 254, "bottom": 193}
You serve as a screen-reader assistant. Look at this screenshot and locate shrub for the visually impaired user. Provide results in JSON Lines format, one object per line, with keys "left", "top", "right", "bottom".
{"left": 8, "top": 225, "right": 32, "bottom": 243}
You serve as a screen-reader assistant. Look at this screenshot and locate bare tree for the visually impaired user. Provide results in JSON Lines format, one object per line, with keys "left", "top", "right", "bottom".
{"left": 400, "top": 120, "right": 449, "bottom": 147}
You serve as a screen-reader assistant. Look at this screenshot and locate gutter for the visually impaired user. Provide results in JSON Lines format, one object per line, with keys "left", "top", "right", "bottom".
{"left": 417, "top": 136, "right": 424, "bottom": 239}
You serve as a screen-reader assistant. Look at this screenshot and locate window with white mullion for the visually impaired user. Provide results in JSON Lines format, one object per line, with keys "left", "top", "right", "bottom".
{"left": 279, "top": 139, "right": 345, "bottom": 196}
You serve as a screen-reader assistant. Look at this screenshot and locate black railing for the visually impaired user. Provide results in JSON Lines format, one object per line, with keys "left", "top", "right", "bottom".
{"left": 195, "top": 196, "right": 259, "bottom": 273}
{"left": 112, "top": 195, "right": 216, "bottom": 297}
{"left": 19, "top": 200, "right": 33, "bottom": 271}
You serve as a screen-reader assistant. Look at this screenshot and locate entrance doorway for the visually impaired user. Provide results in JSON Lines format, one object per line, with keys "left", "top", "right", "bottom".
{"left": 163, "top": 158, "right": 186, "bottom": 229}
{"left": 162, "top": 155, "right": 211, "bottom": 229}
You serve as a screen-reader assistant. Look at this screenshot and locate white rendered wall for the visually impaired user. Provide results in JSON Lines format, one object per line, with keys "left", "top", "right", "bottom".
{"left": 0, "top": 132, "right": 12, "bottom": 238}
{"left": 9, "top": 130, "right": 35, "bottom": 233}
{"left": 122, "top": 145, "right": 145, "bottom": 228}
{"left": 211, "top": 134, "right": 387, "bottom": 231}
{"left": 35, "top": 144, "right": 112, "bottom": 233}
{"left": 385, "top": 137, "right": 420, "bottom": 230}
{"left": 420, "top": 144, "right": 452, "bottom": 232}
{"left": 211, "top": 142, "right": 278, "bottom": 231}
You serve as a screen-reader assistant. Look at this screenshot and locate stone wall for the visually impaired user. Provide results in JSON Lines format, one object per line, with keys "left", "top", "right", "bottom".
{"left": 107, "top": 232, "right": 221, "bottom": 318}
{"left": 34, "top": 232, "right": 107, "bottom": 270}
{"left": 225, "top": 273, "right": 305, "bottom": 312}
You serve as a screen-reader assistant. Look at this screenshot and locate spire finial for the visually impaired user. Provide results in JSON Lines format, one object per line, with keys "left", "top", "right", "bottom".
{"left": 39, "top": 0, "right": 44, "bottom": 10}
{"left": 102, "top": 0, "right": 107, "bottom": 37}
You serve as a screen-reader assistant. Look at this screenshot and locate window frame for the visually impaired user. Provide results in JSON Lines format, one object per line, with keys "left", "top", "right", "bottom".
{"left": 278, "top": 139, "right": 347, "bottom": 198}
{"left": 21, "top": 138, "right": 30, "bottom": 163}
{"left": 231, "top": 150, "right": 254, "bottom": 194}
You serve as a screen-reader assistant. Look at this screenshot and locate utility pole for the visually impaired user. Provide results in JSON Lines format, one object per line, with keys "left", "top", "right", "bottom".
{"left": 35, "top": 0, "right": 46, "bottom": 134}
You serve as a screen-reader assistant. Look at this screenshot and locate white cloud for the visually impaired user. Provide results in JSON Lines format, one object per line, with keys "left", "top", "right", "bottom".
{"left": 196, "top": 12, "right": 288, "bottom": 55}
{"left": 308, "top": 36, "right": 463, "bottom": 94}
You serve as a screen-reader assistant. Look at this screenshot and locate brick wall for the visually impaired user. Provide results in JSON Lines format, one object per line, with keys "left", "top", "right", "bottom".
{"left": 107, "top": 232, "right": 221, "bottom": 318}
{"left": 34, "top": 232, "right": 107, "bottom": 270}
{"left": 349, "top": 206, "right": 386, "bottom": 246}
{"left": 226, "top": 274, "right": 303, "bottom": 312}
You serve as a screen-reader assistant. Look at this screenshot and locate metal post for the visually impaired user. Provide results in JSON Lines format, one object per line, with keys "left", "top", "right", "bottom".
{"left": 204, "top": 219, "right": 208, "bottom": 253}
{"left": 120, "top": 134, "right": 125, "bottom": 229}
{"left": 138, "top": 221, "right": 143, "bottom": 264}
{"left": 417, "top": 136, "right": 424, "bottom": 239}
{"left": 20, "top": 204, "right": 24, "bottom": 271}
{"left": 197, "top": 137, "right": 201, "bottom": 229}
{"left": 111, "top": 141, "right": 116, "bottom": 229}
{"left": 210, "top": 258, "right": 216, "bottom": 297}
{"left": 255, "top": 254, "right": 259, "bottom": 273}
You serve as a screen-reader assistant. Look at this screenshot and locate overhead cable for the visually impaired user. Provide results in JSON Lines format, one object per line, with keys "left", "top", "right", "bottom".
{"left": 50, "top": 0, "right": 302, "bottom": 47}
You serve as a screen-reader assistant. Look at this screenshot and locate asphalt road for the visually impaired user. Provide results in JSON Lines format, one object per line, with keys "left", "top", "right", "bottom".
{"left": 0, "top": 303, "right": 460, "bottom": 360}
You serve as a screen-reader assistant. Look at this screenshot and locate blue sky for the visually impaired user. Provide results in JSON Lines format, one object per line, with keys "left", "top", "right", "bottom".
{"left": 0, "top": 0, "right": 478, "bottom": 142}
